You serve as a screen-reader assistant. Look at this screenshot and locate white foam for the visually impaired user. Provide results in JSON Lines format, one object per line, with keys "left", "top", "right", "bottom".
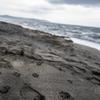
{"left": 70, "top": 38, "right": 100, "bottom": 51}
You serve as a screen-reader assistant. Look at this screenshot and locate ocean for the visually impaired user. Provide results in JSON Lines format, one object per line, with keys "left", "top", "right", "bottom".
{"left": 0, "top": 17, "right": 100, "bottom": 51}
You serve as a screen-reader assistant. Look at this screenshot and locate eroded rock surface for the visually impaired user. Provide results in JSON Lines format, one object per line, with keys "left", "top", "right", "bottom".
{"left": 0, "top": 21, "right": 100, "bottom": 100}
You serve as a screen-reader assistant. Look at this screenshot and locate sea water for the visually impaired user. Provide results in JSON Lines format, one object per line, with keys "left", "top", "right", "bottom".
{"left": 0, "top": 17, "right": 100, "bottom": 51}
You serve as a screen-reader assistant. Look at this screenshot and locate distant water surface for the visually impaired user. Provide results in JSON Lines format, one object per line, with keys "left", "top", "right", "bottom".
{"left": 0, "top": 17, "right": 100, "bottom": 44}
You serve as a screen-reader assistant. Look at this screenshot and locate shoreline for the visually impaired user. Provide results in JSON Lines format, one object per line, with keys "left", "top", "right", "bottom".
{"left": 71, "top": 37, "right": 100, "bottom": 51}
{"left": 0, "top": 19, "right": 100, "bottom": 51}
{"left": 14, "top": 24, "right": 100, "bottom": 52}
{"left": 14, "top": 25, "right": 100, "bottom": 52}
{"left": 0, "top": 21, "right": 100, "bottom": 100}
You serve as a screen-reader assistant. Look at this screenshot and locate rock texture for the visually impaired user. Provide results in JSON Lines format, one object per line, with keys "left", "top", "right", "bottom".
{"left": 0, "top": 21, "right": 100, "bottom": 100}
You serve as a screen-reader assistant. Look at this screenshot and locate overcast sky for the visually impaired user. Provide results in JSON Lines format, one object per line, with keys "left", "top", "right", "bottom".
{"left": 0, "top": 0, "right": 100, "bottom": 27}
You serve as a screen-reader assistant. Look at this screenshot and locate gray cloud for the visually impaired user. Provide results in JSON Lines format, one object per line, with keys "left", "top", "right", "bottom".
{"left": 18, "top": 6, "right": 53, "bottom": 15}
{"left": 47, "top": 0, "right": 100, "bottom": 6}
{"left": 19, "top": 5, "right": 65, "bottom": 15}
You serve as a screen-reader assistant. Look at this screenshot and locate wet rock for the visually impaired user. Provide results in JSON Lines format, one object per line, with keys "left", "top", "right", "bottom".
{"left": 27, "top": 54, "right": 42, "bottom": 61}
{"left": 92, "top": 71, "right": 100, "bottom": 77}
{"left": 91, "top": 77, "right": 100, "bottom": 85}
{"left": 58, "top": 68, "right": 63, "bottom": 71}
{"left": 88, "top": 56, "right": 91, "bottom": 58}
{"left": 36, "top": 62, "right": 43, "bottom": 66}
{"left": 59, "top": 91, "right": 72, "bottom": 99}
{"left": 0, "top": 28, "right": 7, "bottom": 33}
{"left": 75, "top": 66, "right": 86, "bottom": 73}
{"left": 0, "top": 86, "right": 11, "bottom": 94}
{"left": 10, "top": 49, "right": 20, "bottom": 54}
{"left": 0, "top": 47, "right": 7, "bottom": 54}
{"left": 68, "top": 80, "right": 73, "bottom": 84}
{"left": 20, "top": 50, "right": 24, "bottom": 56}
{"left": 7, "top": 41, "right": 16, "bottom": 46}
{"left": 4, "top": 49, "right": 25, "bottom": 56}
{"left": 49, "top": 52, "right": 58, "bottom": 56}
{"left": 95, "top": 62, "right": 100, "bottom": 66}
{"left": 0, "top": 72, "right": 2, "bottom": 75}
{"left": 65, "top": 39, "right": 73, "bottom": 43}
{"left": 13, "top": 72, "right": 21, "bottom": 77}
{"left": 0, "top": 42, "right": 2, "bottom": 44}
{"left": 0, "top": 62, "right": 13, "bottom": 69}
{"left": 78, "top": 61, "right": 87, "bottom": 65}
{"left": 65, "top": 58, "right": 76, "bottom": 62}
{"left": 32, "top": 73, "right": 39, "bottom": 78}
{"left": 86, "top": 77, "right": 92, "bottom": 81}
{"left": 70, "top": 54, "right": 76, "bottom": 57}
{"left": 70, "top": 48, "right": 74, "bottom": 51}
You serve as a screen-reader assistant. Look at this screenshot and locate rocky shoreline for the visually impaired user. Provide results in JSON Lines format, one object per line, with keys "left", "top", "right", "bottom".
{"left": 0, "top": 21, "right": 100, "bottom": 100}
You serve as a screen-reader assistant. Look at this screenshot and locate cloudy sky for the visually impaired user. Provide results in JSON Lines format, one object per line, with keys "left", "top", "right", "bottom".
{"left": 0, "top": 0, "right": 100, "bottom": 27}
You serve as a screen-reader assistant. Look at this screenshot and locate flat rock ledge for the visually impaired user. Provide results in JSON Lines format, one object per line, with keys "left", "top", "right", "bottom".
{"left": 0, "top": 21, "right": 100, "bottom": 100}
